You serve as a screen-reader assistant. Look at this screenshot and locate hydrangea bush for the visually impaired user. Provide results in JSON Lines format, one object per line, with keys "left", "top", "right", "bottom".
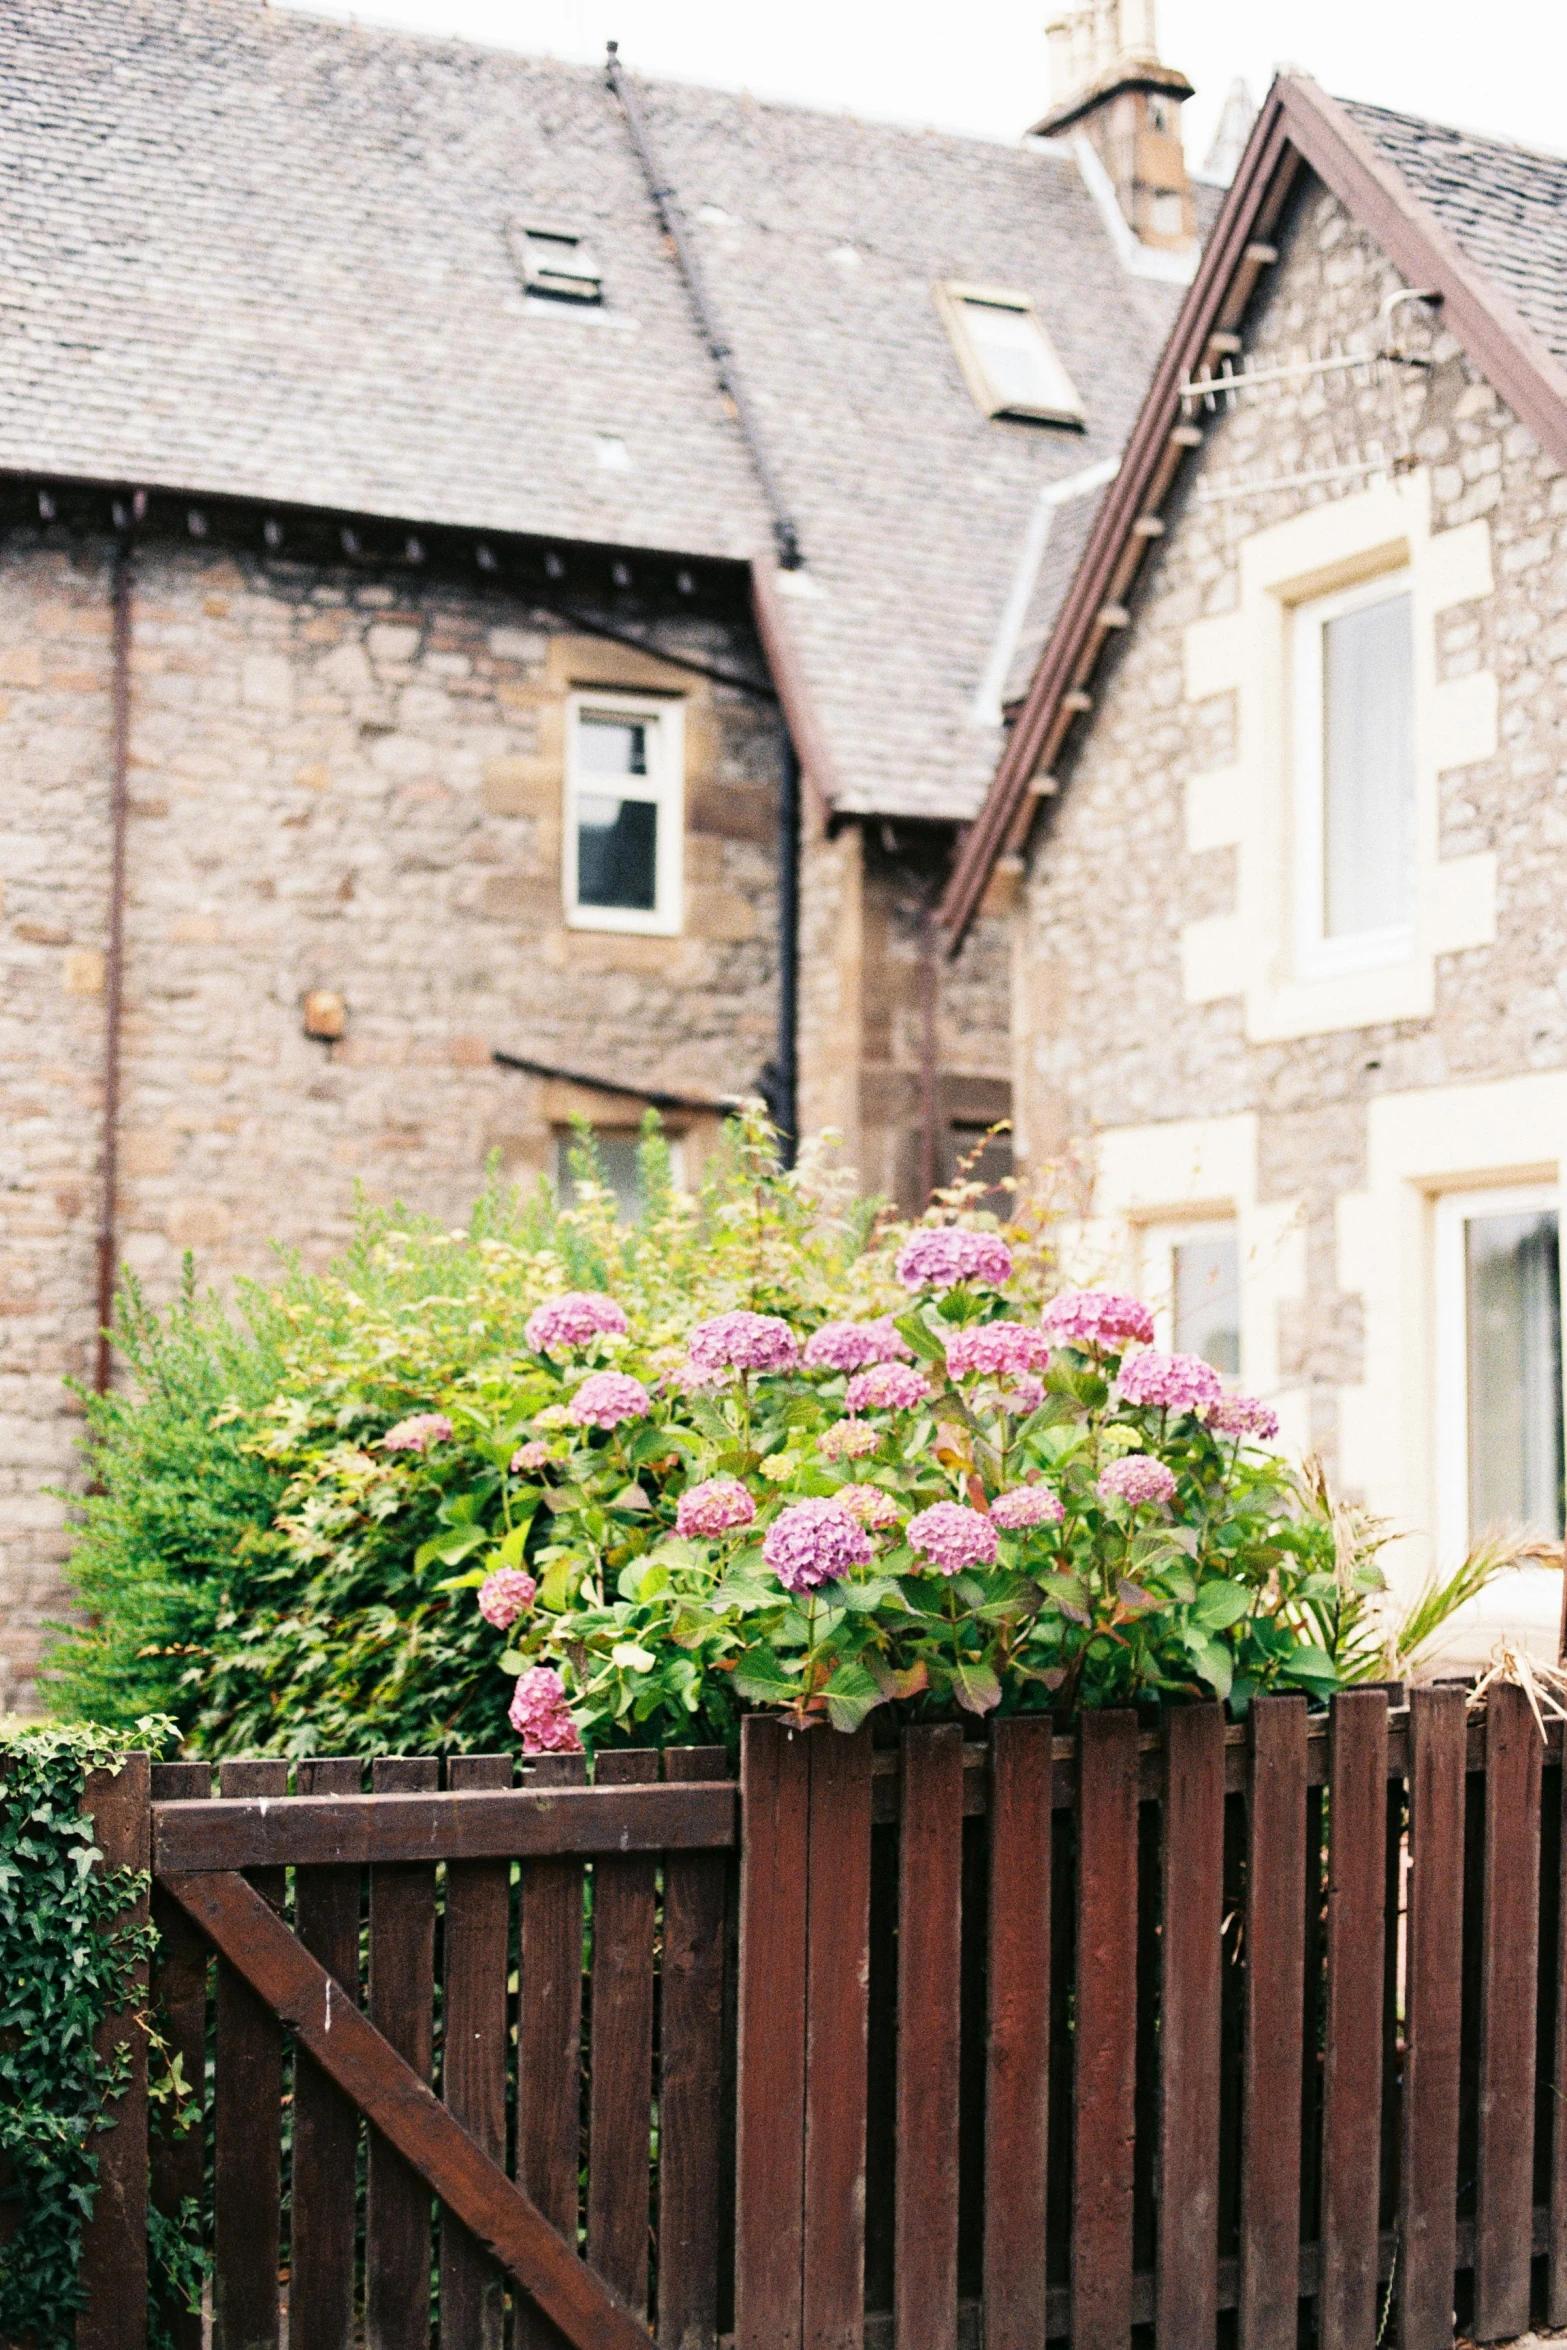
{"left": 54, "top": 1108, "right": 1345, "bottom": 1755}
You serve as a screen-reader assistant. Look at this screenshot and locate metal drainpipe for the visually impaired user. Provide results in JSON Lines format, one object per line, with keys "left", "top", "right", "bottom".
{"left": 918, "top": 891, "right": 940, "bottom": 1206}
{"left": 94, "top": 533, "right": 133, "bottom": 1394}
{"left": 776, "top": 736, "right": 800, "bottom": 1167}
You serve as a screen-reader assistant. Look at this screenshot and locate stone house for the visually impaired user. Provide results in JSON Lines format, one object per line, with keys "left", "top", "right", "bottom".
{"left": 943, "top": 76, "right": 1567, "bottom": 1661}
{"left": 0, "top": 0, "right": 1218, "bottom": 1706}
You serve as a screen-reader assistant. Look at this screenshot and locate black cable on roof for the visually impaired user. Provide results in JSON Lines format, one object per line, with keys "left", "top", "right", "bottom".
{"left": 605, "top": 41, "right": 804, "bottom": 573}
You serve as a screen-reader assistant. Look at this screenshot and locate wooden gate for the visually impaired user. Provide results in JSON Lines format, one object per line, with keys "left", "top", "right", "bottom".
{"left": 76, "top": 1687, "right": 1567, "bottom": 2350}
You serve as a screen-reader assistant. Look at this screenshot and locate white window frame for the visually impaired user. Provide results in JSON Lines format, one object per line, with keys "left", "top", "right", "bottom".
{"left": 1138, "top": 1214, "right": 1242, "bottom": 1374}
{"left": 563, "top": 691, "right": 684, "bottom": 937}
{"left": 554, "top": 1128, "right": 688, "bottom": 1219}
{"left": 1291, "top": 565, "right": 1416, "bottom": 983}
{"left": 1433, "top": 1180, "right": 1564, "bottom": 1564}
{"left": 933, "top": 282, "right": 1085, "bottom": 426}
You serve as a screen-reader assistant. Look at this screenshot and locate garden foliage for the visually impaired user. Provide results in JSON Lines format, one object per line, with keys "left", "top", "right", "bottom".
{"left": 52, "top": 1111, "right": 1350, "bottom": 1756}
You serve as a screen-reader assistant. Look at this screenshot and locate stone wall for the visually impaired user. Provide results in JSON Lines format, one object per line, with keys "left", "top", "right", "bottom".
{"left": 0, "top": 532, "right": 787, "bottom": 1707}
{"left": 1013, "top": 169, "right": 1567, "bottom": 1489}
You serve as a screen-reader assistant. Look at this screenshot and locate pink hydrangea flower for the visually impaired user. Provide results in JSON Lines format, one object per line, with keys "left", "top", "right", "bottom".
{"left": 1003, "top": 1373, "right": 1046, "bottom": 1416}
{"left": 478, "top": 1567, "right": 537, "bottom": 1628}
{"left": 844, "top": 1362, "right": 930, "bottom": 1414}
{"left": 944, "top": 1321, "right": 1052, "bottom": 1381}
{"left": 762, "top": 1498, "right": 874, "bottom": 1593}
{"left": 803, "top": 1317, "right": 913, "bottom": 1371}
{"left": 1204, "top": 1393, "right": 1281, "bottom": 1442}
{"left": 676, "top": 1478, "right": 757, "bottom": 1538}
{"left": 509, "top": 1665, "right": 584, "bottom": 1754}
{"left": 687, "top": 1311, "right": 800, "bottom": 1376}
{"left": 1041, "top": 1289, "right": 1155, "bottom": 1355}
{"left": 510, "top": 1440, "right": 551, "bottom": 1474}
{"left": 566, "top": 1371, "right": 651, "bottom": 1429}
{"left": 907, "top": 1501, "right": 999, "bottom": 1575}
{"left": 989, "top": 1484, "right": 1066, "bottom": 1529}
{"left": 1115, "top": 1349, "right": 1224, "bottom": 1416}
{"left": 1097, "top": 1455, "right": 1178, "bottom": 1509}
{"left": 526, "top": 1291, "right": 629, "bottom": 1355}
{"left": 382, "top": 1412, "right": 453, "bottom": 1453}
{"left": 895, "top": 1228, "right": 1013, "bottom": 1293}
{"left": 818, "top": 1419, "right": 880, "bottom": 1460}
{"left": 838, "top": 1483, "right": 904, "bottom": 1530}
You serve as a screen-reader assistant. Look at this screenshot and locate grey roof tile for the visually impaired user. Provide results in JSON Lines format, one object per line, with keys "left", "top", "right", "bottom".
{"left": 0, "top": 0, "right": 1187, "bottom": 818}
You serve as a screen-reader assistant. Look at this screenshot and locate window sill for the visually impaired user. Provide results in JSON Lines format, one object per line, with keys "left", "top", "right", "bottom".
{"left": 566, "top": 906, "right": 683, "bottom": 939}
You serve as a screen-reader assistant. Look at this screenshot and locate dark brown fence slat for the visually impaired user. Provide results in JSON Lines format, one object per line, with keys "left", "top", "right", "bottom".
{"left": 1238, "top": 1694, "right": 1307, "bottom": 2350}
{"left": 1072, "top": 1710, "right": 1139, "bottom": 2350}
{"left": 163, "top": 1867, "right": 657, "bottom": 2350}
{"left": 79, "top": 1751, "right": 152, "bottom": 2350}
{"left": 983, "top": 1715, "right": 1054, "bottom": 2350}
{"left": 894, "top": 1723, "right": 964, "bottom": 2350}
{"left": 658, "top": 1747, "right": 732, "bottom": 2350}
{"left": 518, "top": 1751, "right": 589, "bottom": 2350}
{"left": 1474, "top": 1682, "right": 1543, "bottom": 2341}
{"left": 214, "top": 1758, "right": 287, "bottom": 2350}
{"left": 587, "top": 1751, "right": 660, "bottom": 2316}
{"left": 290, "top": 1757, "right": 363, "bottom": 2350}
{"left": 153, "top": 1778, "right": 735, "bottom": 1870}
{"left": 802, "top": 1724, "right": 873, "bottom": 2350}
{"left": 1157, "top": 1703, "right": 1224, "bottom": 2350}
{"left": 735, "top": 1718, "right": 811, "bottom": 2350}
{"left": 366, "top": 1756, "right": 439, "bottom": 2350}
{"left": 1319, "top": 1690, "right": 1389, "bottom": 2350}
{"left": 149, "top": 1760, "right": 210, "bottom": 2350}
{"left": 442, "top": 1754, "right": 513, "bottom": 2350}
{"left": 1400, "top": 1688, "right": 1466, "bottom": 2350}
{"left": 1552, "top": 1731, "right": 1567, "bottom": 2327}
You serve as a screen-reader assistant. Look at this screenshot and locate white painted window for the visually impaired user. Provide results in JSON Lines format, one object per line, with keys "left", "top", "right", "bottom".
{"left": 514, "top": 223, "right": 603, "bottom": 306}
{"left": 1435, "top": 1185, "right": 1564, "bottom": 1557}
{"left": 1140, "top": 1217, "right": 1241, "bottom": 1376}
{"left": 935, "top": 284, "right": 1085, "bottom": 426}
{"left": 564, "top": 693, "right": 683, "bottom": 936}
{"left": 1292, "top": 571, "right": 1416, "bottom": 978}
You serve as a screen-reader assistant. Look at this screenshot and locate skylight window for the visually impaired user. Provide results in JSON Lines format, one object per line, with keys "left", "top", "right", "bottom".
{"left": 511, "top": 222, "right": 603, "bottom": 306}
{"left": 935, "top": 283, "right": 1084, "bottom": 426}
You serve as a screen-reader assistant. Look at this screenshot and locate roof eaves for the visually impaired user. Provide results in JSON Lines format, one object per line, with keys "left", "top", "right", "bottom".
{"left": 939, "top": 72, "right": 1567, "bottom": 947}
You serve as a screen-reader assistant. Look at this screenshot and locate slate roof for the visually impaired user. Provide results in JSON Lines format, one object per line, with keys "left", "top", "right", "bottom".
{"left": 1344, "top": 99, "right": 1567, "bottom": 373}
{"left": 0, "top": 0, "right": 1190, "bottom": 821}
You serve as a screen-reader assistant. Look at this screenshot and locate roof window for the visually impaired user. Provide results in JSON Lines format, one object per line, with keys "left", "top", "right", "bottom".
{"left": 511, "top": 221, "right": 603, "bottom": 306}
{"left": 935, "top": 283, "right": 1084, "bottom": 426}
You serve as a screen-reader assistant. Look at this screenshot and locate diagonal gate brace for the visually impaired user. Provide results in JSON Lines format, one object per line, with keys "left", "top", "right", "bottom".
{"left": 165, "top": 1869, "right": 656, "bottom": 2350}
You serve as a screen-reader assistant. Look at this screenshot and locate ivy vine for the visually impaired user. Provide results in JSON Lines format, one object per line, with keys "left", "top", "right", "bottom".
{"left": 0, "top": 1719, "right": 204, "bottom": 2348}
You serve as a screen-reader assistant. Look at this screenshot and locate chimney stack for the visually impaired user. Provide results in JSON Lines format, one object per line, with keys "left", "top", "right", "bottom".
{"left": 1034, "top": 0, "right": 1195, "bottom": 251}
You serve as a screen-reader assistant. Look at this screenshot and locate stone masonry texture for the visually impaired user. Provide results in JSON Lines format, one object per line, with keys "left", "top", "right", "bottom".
{"left": 1012, "top": 171, "right": 1567, "bottom": 1475}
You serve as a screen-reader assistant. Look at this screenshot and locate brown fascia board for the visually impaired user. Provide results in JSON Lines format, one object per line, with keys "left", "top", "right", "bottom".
{"left": 940, "top": 72, "right": 1567, "bottom": 948}
{"left": 748, "top": 555, "right": 838, "bottom": 823}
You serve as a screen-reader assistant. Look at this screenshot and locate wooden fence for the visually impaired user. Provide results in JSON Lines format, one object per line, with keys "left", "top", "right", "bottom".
{"left": 75, "top": 1686, "right": 1567, "bottom": 2349}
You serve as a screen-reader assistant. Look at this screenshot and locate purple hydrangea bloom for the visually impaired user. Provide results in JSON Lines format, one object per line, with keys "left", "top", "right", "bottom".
{"left": 510, "top": 1440, "right": 551, "bottom": 1474}
{"left": 1115, "top": 1349, "right": 1224, "bottom": 1416}
{"left": 525, "top": 1292, "right": 629, "bottom": 1354}
{"left": 907, "top": 1500, "right": 999, "bottom": 1575}
{"left": 1203, "top": 1393, "right": 1281, "bottom": 1442}
{"left": 509, "top": 1665, "right": 583, "bottom": 1754}
{"left": 1041, "top": 1289, "right": 1155, "bottom": 1355}
{"left": 687, "top": 1311, "right": 800, "bottom": 1376}
{"left": 944, "top": 1321, "right": 1053, "bottom": 1381}
{"left": 1097, "top": 1454, "right": 1178, "bottom": 1510}
{"left": 382, "top": 1412, "right": 454, "bottom": 1453}
{"left": 844, "top": 1362, "right": 930, "bottom": 1415}
{"left": 802, "top": 1317, "right": 913, "bottom": 1371}
{"left": 894, "top": 1227, "right": 1013, "bottom": 1293}
{"left": 676, "top": 1478, "right": 758, "bottom": 1538}
{"left": 478, "top": 1567, "right": 537, "bottom": 1628}
{"left": 566, "top": 1371, "right": 651, "bottom": 1429}
{"left": 989, "top": 1484, "right": 1066, "bottom": 1529}
{"left": 762, "top": 1498, "right": 874, "bottom": 1593}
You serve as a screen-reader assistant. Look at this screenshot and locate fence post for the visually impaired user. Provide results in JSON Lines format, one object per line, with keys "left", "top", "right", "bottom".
{"left": 735, "top": 1715, "right": 810, "bottom": 2350}
{"left": 78, "top": 1749, "right": 151, "bottom": 2350}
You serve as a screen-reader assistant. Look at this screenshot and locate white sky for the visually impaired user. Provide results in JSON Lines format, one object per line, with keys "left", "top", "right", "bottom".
{"left": 278, "top": 0, "right": 1567, "bottom": 170}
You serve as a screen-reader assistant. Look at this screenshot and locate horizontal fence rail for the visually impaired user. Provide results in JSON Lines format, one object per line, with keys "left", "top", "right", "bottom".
{"left": 75, "top": 1689, "right": 1567, "bottom": 2350}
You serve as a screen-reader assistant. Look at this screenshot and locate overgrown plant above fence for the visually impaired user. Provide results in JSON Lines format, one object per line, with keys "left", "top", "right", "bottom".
{"left": 0, "top": 1719, "right": 201, "bottom": 2350}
